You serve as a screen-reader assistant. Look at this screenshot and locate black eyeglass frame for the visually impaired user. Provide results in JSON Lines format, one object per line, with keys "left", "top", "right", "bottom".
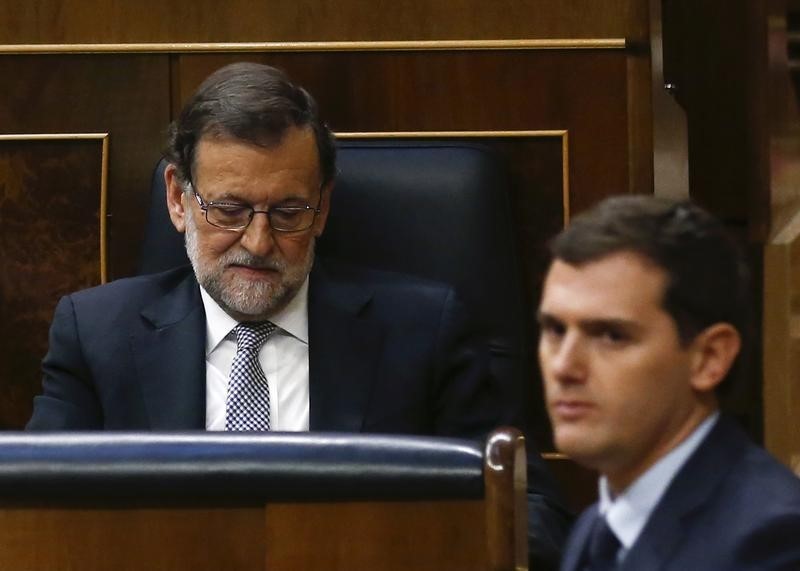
{"left": 188, "top": 182, "right": 324, "bottom": 233}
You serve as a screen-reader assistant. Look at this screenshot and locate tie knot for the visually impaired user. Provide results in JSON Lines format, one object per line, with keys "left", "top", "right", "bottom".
{"left": 234, "top": 321, "right": 276, "bottom": 351}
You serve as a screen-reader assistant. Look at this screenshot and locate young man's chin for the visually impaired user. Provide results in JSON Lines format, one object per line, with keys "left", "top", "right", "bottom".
{"left": 553, "top": 425, "right": 601, "bottom": 459}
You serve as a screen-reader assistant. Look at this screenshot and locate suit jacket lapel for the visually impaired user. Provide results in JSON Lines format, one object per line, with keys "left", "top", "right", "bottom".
{"left": 561, "top": 506, "right": 599, "bottom": 571}
{"left": 307, "top": 263, "right": 384, "bottom": 431}
{"left": 131, "top": 270, "right": 207, "bottom": 429}
{"left": 620, "top": 417, "right": 745, "bottom": 570}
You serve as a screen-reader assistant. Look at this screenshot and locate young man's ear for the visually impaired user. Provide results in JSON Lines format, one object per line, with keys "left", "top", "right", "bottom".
{"left": 164, "top": 163, "right": 188, "bottom": 234}
{"left": 689, "top": 323, "right": 741, "bottom": 393}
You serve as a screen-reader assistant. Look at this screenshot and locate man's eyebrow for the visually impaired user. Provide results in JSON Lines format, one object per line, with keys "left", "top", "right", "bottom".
{"left": 208, "top": 192, "right": 247, "bottom": 203}
{"left": 536, "top": 311, "right": 562, "bottom": 325}
{"left": 273, "top": 194, "right": 313, "bottom": 204}
{"left": 536, "top": 312, "right": 641, "bottom": 331}
{"left": 580, "top": 317, "right": 640, "bottom": 331}
{"left": 209, "top": 192, "right": 311, "bottom": 205}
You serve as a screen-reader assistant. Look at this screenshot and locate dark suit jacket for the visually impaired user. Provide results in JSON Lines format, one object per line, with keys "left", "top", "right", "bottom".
{"left": 28, "top": 262, "right": 498, "bottom": 434}
{"left": 561, "top": 416, "right": 800, "bottom": 571}
{"left": 27, "top": 261, "right": 572, "bottom": 570}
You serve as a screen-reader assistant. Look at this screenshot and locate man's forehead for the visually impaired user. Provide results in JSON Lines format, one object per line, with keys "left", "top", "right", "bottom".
{"left": 195, "top": 127, "right": 316, "bottom": 159}
{"left": 192, "top": 128, "right": 321, "bottom": 185}
{"left": 540, "top": 252, "right": 668, "bottom": 319}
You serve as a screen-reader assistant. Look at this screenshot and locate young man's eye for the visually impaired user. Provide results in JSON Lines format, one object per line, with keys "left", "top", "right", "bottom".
{"left": 599, "top": 328, "right": 628, "bottom": 344}
{"left": 539, "top": 320, "right": 566, "bottom": 338}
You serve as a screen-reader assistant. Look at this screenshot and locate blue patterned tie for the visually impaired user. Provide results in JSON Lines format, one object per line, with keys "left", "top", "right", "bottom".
{"left": 225, "top": 321, "right": 276, "bottom": 431}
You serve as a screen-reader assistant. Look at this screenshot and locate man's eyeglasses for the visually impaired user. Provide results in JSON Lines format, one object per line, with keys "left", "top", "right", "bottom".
{"left": 189, "top": 184, "right": 322, "bottom": 233}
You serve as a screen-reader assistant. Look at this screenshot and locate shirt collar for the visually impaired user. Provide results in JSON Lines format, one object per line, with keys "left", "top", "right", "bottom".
{"left": 200, "top": 276, "right": 310, "bottom": 355}
{"left": 597, "top": 412, "right": 719, "bottom": 549}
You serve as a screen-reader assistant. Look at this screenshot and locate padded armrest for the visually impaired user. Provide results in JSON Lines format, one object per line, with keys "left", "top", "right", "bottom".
{"left": 0, "top": 432, "right": 484, "bottom": 501}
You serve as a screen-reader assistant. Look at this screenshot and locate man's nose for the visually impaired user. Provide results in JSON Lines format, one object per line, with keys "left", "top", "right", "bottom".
{"left": 549, "top": 332, "right": 587, "bottom": 383}
{"left": 239, "top": 213, "right": 275, "bottom": 257}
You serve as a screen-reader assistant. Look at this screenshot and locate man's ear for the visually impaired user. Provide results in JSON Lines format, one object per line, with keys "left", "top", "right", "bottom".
{"left": 689, "top": 323, "right": 741, "bottom": 393}
{"left": 164, "top": 163, "right": 188, "bottom": 234}
{"left": 312, "top": 180, "right": 334, "bottom": 238}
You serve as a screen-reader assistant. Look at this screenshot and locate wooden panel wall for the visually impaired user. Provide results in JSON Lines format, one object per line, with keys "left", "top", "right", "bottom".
{"left": 0, "top": 137, "right": 106, "bottom": 428}
{"left": 0, "top": 56, "right": 171, "bottom": 427}
{"left": 0, "top": 506, "right": 266, "bottom": 570}
{"left": 662, "top": 0, "right": 770, "bottom": 235}
{"left": 0, "top": 1, "right": 648, "bottom": 43}
{"left": 0, "top": 55, "right": 171, "bottom": 275}
{"left": 763, "top": 242, "right": 800, "bottom": 474}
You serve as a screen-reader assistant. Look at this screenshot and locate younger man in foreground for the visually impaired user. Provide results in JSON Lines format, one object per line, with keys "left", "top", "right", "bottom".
{"left": 538, "top": 195, "right": 800, "bottom": 570}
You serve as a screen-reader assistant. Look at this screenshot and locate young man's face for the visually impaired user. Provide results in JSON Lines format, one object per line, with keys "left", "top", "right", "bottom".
{"left": 538, "top": 251, "right": 710, "bottom": 491}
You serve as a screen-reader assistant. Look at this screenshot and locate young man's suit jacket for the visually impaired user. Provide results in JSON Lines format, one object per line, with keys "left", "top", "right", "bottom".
{"left": 560, "top": 416, "right": 800, "bottom": 571}
{"left": 27, "top": 261, "right": 573, "bottom": 571}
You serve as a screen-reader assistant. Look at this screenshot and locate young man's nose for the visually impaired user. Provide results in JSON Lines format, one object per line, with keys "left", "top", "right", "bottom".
{"left": 549, "top": 332, "right": 588, "bottom": 384}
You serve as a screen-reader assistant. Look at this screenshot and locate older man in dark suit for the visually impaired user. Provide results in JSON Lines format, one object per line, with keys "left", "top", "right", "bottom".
{"left": 27, "top": 62, "right": 572, "bottom": 569}
{"left": 538, "top": 195, "right": 800, "bottom": 571}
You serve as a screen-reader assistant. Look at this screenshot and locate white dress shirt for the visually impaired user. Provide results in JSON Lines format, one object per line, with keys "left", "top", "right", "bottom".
{"left": 200, "top": 278, "right": 310, "bottom": 431}
{"left": 597, "top": 412, "right": 719, "bottom": 563}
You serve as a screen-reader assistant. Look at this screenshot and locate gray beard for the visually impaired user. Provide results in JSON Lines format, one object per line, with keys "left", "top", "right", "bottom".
{"left": 184, "top": 214, "right": 314, "bottom": 321}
